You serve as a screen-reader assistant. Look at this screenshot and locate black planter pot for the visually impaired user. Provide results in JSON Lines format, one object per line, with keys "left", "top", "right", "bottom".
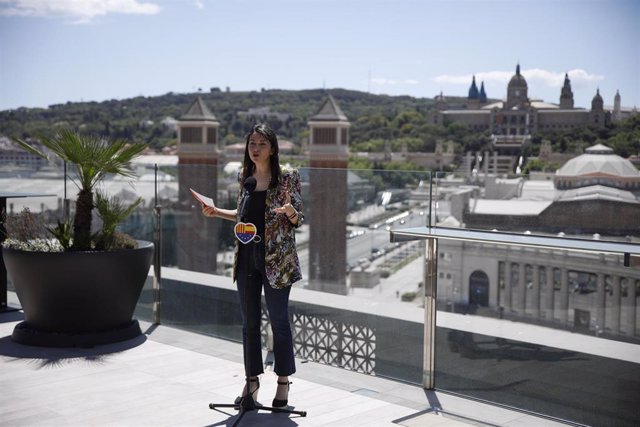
{"left": 3, "top": 240, "right": 154, "bottom": 347}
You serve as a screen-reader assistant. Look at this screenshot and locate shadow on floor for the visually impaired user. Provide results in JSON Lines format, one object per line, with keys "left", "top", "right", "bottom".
{"left": 0, "top": 310, "right": 148, "bottom": 367}
{"left": 206, "top": 406, "right": 303, "bottom": 427}
{"left": 0, "top": 309, "right": 24, "bottom": 324}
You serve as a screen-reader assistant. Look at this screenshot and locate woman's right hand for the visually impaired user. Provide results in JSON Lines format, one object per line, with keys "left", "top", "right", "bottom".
{"left": 202, "top": 204, "right": 217, "bottom": 217}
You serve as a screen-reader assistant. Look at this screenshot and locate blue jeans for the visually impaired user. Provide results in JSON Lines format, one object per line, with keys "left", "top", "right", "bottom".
{"left": 237, "top": 241, "right": 296, "bottom": 377}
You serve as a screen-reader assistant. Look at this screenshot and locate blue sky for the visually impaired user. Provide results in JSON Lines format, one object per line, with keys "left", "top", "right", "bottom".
{"left": 1, "top": 0, "right": 638, "bottom": 111}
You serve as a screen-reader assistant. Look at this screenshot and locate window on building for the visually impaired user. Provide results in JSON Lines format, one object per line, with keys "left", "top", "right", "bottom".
{"left": 498, "top": 261, "right": 505, "bottom": 289}
{"left": 181, "top": 127, "right": 202, "bottom": 143}
{"left": 605, "top": 276, "right": 613, "bottom": 296}
{"left": 206, "top": 128, "right": 217, "bottom": 145}
{"left": 621, "top": 278, "right": 629, "bottom": 298}
{"left": 313, "top": 127, "right": 336, "bottom": 145}
{"left": 568, "top": 270, "right": 597, "bottom": 294}
{"left": 511, "top": 262, "right": 519, "bottom": 287}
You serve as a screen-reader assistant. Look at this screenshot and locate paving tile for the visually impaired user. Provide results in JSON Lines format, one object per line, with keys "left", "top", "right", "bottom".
{"left": 0, "top": 313, "right": 574, "bottom": 427}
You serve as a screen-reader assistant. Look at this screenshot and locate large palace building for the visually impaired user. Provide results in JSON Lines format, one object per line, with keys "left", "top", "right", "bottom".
{"left": 427, "top": 64, "right": 636, "bottom": 139}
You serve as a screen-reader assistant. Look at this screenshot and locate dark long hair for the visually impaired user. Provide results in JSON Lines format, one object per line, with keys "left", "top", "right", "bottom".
{"left": 241, "top": 123, "right": 281, "bottom": 189}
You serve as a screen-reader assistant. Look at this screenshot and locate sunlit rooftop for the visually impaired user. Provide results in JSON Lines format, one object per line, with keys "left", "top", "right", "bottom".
{"left": 0, "top": 310, "right": 573, "bottom": 427}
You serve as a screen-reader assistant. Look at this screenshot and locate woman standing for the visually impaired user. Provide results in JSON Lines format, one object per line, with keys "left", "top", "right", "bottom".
{"left": 202, "top": 123, "right": 303, "bottom": 408}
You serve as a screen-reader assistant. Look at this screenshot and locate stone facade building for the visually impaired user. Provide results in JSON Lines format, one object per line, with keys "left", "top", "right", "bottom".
{"left": 437, "top": 238, "right": 639, "bottom": 340}
{"left": 307, "top": 95, "right": 351, "bottom": 295}
{"left": 175, "top": 96, "right": 221, "bottom": 273}
{"left": 427, "top": 64, "right": 635, "bottom": 136}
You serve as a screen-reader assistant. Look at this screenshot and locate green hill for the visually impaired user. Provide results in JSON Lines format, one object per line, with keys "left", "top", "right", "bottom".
{"left": 0, "top": 88, "right": 468, "bottom": 151}
{"left": 1, "top": 88, "right": 638, "bottom": 162}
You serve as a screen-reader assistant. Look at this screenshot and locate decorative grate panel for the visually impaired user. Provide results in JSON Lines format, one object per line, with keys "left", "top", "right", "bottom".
{"left": 259, "top": 306, "right": 376, "bottom": 374}
{"left": 294, "top": 312, "right": 375, "bottom": 374}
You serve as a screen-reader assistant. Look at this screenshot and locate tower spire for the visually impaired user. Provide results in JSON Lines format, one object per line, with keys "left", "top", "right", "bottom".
{"left": 559, "top": 72, "right": 574, "bottom": 109}
{"left": 468, "top": 75, "right": 479, "bottom": 99}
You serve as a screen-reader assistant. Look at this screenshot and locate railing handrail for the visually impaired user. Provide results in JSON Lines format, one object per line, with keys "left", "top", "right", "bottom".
{"left": 390, "top": 226, "right": 640, "bottom": 257}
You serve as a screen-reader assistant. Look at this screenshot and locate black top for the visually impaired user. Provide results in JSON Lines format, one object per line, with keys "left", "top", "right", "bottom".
{"left": 246, "top": 190, "right": 266, "bottom": 241}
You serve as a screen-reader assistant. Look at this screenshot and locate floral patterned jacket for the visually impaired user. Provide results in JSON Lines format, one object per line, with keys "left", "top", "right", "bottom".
{"left": 233, "top": 166, "right": 304, "bottom": 289}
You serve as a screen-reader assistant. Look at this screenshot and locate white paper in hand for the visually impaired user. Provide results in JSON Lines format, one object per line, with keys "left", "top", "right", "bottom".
{"left": 190, "top": 188, "right": 214, "bottom": 208}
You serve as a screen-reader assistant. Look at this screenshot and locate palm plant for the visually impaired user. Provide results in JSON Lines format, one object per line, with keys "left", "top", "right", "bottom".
{"left": 94, "top": 190, "right": 143, "bottom": 251}
{"left": 16, "top": 129, "right": 147, "bottom": 251}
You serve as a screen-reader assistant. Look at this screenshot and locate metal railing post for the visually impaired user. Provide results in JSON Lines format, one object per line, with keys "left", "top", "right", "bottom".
{"left": 152, "top": 164, "right": 162, "bottom": 325}
{"left": 423, "top": 236, "right": 438, "bottom": 389}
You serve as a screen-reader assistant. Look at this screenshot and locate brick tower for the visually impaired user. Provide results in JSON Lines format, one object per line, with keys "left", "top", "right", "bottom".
{"left": 176, "top": 96, "right": 221, "bottom": 273}
{"left": 307, "top": 95, "right": 350, "bottom": 294}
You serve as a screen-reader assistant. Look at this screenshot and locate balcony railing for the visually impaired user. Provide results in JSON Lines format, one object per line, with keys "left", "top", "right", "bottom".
{"left": 1, "top": 162, "right": 639, "bottom": 427}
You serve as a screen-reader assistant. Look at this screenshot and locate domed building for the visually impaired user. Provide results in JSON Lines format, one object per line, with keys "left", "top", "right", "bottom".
{"left": 555, "top": 144, "right": 640, "bottom": 191}
{"left": 463, "top": 143, "right": 640, "bottom": 236}
{"left": 505, "top": 63, "right": 529, "bottom": 110}
{"left": 428, "top": 63, "right": 637, "bottom": 176}
{"left": 428, "top": 63, "right": 633, "bottom": 138}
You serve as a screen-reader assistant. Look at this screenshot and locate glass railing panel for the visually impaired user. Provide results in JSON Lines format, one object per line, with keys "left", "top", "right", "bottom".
{"left": 434, "top": 238, "right": 640, "bottom": 427}
{"left": 455, "top": 168, "right": 640, "bottom": 241}
{"left": 1, "top": 162, "right": 67, "bottom": 305}
{"left": 5, "top": 151, "right": 639, "bottom": 426}
{"left": 293, "top": 166, "right": 430, "bottom": 383}
{"left": 126, "top": 162, "right": 433, "bottom": 383}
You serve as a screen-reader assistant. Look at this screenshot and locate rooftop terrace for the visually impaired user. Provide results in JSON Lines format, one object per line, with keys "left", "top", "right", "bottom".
{"left": 2, "top": 165, "right": 639, "bottom": 426}
{"left": 1, "top": 310, "right": 572, "bottom": 427}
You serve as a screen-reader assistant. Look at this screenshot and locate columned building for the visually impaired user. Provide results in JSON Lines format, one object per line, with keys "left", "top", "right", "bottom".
{"left": 428, "top": 64, "right": 616, "bottom": 134}
{"left": 307, "top": 95, "right": 350, "bottom": 295}
{"left": 451, "top": 144, "right": 640, "bottom": 338}
{"left": 438, "top": 239, "right": 640, "bottom": 340}
{"left": 426, "top": 64, "right": 638, "bottom": 171}
{"left": 176, "top": 96, "right": 221, "bottom": 273}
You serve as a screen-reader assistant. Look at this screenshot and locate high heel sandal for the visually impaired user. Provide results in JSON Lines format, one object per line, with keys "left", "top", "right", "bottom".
{"left": 234, "top": 377, "right": 260, "bottom": 405}
{"left": 272, "top": 380, "right": 291, "bottom": 408}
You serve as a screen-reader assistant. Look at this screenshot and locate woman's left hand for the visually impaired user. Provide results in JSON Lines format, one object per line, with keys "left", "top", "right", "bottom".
{"left": 274, "top": 190, "right": 296, "bottom": 217}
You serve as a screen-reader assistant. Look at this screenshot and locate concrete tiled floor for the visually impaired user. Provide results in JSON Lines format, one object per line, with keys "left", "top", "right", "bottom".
{"left": 0, "top": 311, "right": 572, "bottom": 426}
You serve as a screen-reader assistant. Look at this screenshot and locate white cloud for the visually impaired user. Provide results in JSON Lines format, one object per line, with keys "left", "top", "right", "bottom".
{"left": 564, "top": 69, "right": 605, "bottom": 87}
{"left": 371, "top": 77, "right": 419, "bottom": 86}
{"left": 193, "top": 0, "right": 205, "bottom": 9}
{"left": 0, "top": 0, "right": 161, "bottom": 23}
{"left": 433, "top": 68, "right": 603, "bottom": 88}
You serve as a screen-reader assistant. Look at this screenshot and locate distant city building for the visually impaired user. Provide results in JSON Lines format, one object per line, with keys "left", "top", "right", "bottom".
{"left": 175, "top": 96, "right": 221, "bottom": 273}
{"left": 237, "top": 106, "right": 291, "bottom": 123}
{"left": 0, "top": 136, "right": 48, "bottom": 171}
{"left": 554, "top": 144, "right": 640, "bottom": 191}
{"left": 436, "top": 236, "right": 639, "bottom": 340}
{"left": 462, "top": 143, "right": 640, "bottom": 236}
{"left": 438, "top": 147, "right": 640, "bottom": 341}
{"left": 354, "top": 139, "right": 456, "bottom": 170}
{"left": 307, "top": 95, "right": 351, "bottom": 295}
{"left": 161, "top": 116, "right": 179, "bottom": 131}
{"left": 427, "top": 64, "right": 636, "bottom": 139}
{"left": 224, "top": 139, "right": 295, "bottom": 157}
